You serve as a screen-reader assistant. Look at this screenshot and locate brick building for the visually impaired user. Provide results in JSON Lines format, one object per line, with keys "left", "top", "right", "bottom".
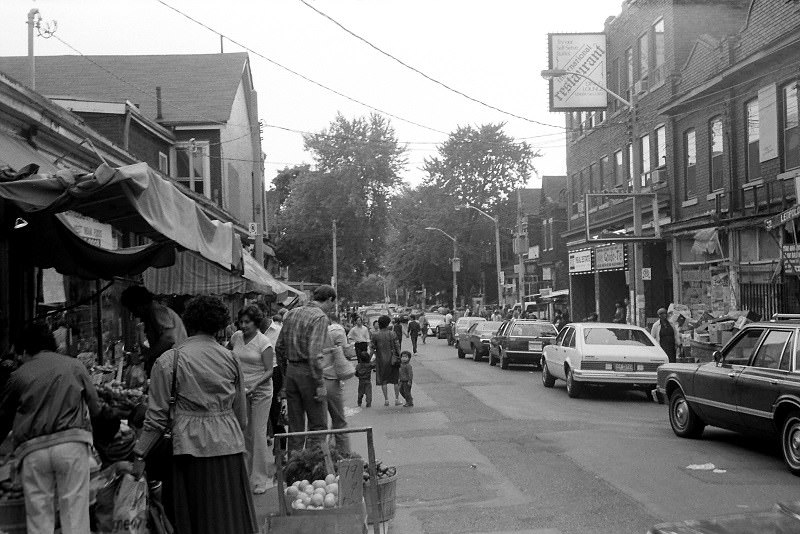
{"left": 660, "top": 0, "right": 800, "bottom": 319}
{"left": 563, "top": 0, "right": 750, "bottom": 323}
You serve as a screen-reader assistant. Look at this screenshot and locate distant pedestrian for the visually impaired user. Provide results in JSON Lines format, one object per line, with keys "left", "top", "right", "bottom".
{"left": 408, "top": 315, "right": 421, "bottom": 354}
{"left": 612, "top": 301, "right": 627, "bottom": 324}
{"left": 347, "top": 316, "right": 371, "bottom": 362}
{"left": 371, "top": 315, "right": 402, "bottom": 407}
{"left": 651, "top": 308, "right": 680, "bottom": 363}
{"left": 399, "top": 351, "right": 413, "bottom": 408}
{"left": 355, "top": 350, "right": 374, "bottom": 408}
{"left": 419, "top": 312, "right": 429, "bottom": 344}
{"left": 393, "top": 317, "right": 405, "bottom": 351}
{"left": 491, "top": 309, "right": 502, "bottom": 322}
{"left": 584, "top": 312, "right": 598, "bottom": 322}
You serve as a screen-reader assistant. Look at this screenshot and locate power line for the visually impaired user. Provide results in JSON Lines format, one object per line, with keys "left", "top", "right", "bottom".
{"left": 296, "top": 0, "right": 570, "bottom": 131}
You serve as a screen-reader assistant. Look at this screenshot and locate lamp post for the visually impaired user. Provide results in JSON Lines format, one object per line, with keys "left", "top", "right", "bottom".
{"left": 457, "top": 205, "right": 503, "bottom": 309}
{"left": 425, "top": 227, "right": 458, "bottom": 312}
{"left": 540, "top": 69, "right": 644, "bottom": 327}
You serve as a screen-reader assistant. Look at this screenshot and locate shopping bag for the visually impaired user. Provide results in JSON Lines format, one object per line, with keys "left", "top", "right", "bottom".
{"left": 112, "top": 474, "right": 148, "bottom": 534}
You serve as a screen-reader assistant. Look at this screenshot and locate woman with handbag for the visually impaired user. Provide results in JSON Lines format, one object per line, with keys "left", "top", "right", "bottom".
{"left": 133, "top": 296, "right": 257, "bottom": 534}
{"left": 371, "top": 315, "right": 402, "bottom": 407}
{"left": 230, "top": 305, "right": 274, "bottom": 494}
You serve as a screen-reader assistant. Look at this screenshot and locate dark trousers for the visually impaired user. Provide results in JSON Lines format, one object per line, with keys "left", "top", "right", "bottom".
{"left": 399, "top": 381, "right": 413, "bottom": 406}
{"left": 269, "top": 364, "right": 285, "bottom": 454}
{"left": 285, "top": 362, "right": 327, "bottom": 452}
{"left": 358, "top": 381, "right": 372, "bottom": 407}
{"left": 421, "top": 327, "right": 427, "bottom": 343}
{"left": 410, "top": 334, "right": 418, "bottom": 353}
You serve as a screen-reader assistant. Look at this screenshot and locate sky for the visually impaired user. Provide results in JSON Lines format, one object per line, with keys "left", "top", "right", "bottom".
{"left": 0, "top": 0, "right": 623, "bottom": 189}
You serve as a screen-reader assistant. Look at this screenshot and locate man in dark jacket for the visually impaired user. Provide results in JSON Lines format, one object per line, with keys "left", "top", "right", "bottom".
{"left": 408, "top": 315, "right": 421, "bottom": 354}
{"left": 0, "top": 323, "right": 102, "bottom": 534}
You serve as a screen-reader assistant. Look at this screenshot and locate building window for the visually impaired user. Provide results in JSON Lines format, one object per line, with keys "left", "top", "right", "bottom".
{"left": 614, "top": 149, "right": 624, "bottom": 187}
{"left": 627, "top": 143, "right": 634, "bottom": 190}
{"left": 586, "top": 113, "right": 594, "bottom": 131}
{"left": 640, "top": 133, "right": 651, "bottom": 186}
{"left": 596, "top": 110, "right": 605, "bottom": 124}
{"left": 625, "top": 47, "right": 634, "bottom": 100}
{"left": 600, "top": 155, "right": 611, "bottom": 193}
{"left": 611, "top": 58, "right": 620, "bottom": 113}
{"left": 655, "top": 125, "right": 666, "bottom": 168}
{"left": 571, "top": 173, "right": 580, "bottom": 213}
{"left": 588, "top": 163, "right": 597, "bottom": 194}
{"left": 175, "top": 141, "right": 211, "bottom": 198}
{"left": 577, "top": 112, "right": 584, "bottom": 135}
{"left": 746, "top": 99, "right": 760, "bottom": 180}
{"left": 638, "top": 32, "right": 649, "bottom": 82}
{"left": 547, "top": 218, "right": 555, "bottom": 251}
{"left": 783, "top": 83, "right": 800, "bottom": 170}
{"left": 653, "top": 19, "right": 665, "bottom": 84}
{"left": 542, "top": 219, "right": 550, "bottom": 251}
{"left": 710, "top": 117, "right": 724, "bottom": 191}
{"left": 158, "top": 152, "right": 169, "bottom": 174}
{"left": 684, "top": 128, "right": 697, "bottom": 199}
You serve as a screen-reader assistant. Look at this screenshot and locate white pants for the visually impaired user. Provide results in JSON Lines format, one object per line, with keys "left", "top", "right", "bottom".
{"left": 245, "top": 380, "right": 273, "bottom": 488}
{"left": 21, "top": 441, "right": 90, "bottom": 534}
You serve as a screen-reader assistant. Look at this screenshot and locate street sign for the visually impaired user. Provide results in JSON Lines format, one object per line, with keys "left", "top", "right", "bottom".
{"left": 765, "top": 204, "right": 800, "bottom": 231}
{"left": 451, "top": 257, "right": 461, "bottom": 272}
{"left": 641, "top": 267, "right": 652, "bottom": 281}
{"left": 248, "top": 222, "right": 258, "bottom": 237}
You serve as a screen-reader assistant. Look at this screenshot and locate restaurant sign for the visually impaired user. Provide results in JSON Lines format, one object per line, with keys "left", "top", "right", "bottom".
{"left": 595, "top": 243, "right": 626, "bottom": 271}
{"left": 569, "top": 249, "right": 593, "bottom": 274}
{"left": 548, "top": 33, "right": 608, "bottom": 111}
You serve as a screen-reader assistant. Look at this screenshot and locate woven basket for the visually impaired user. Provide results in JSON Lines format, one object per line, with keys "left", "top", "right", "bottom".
{"left": 364, "top": 474, "right": 397, "bottom": 524}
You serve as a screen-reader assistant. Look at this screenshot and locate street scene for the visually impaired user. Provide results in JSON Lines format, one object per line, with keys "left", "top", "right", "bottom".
{"left": 0, "top": 0, "right": 799, "bottom": 533}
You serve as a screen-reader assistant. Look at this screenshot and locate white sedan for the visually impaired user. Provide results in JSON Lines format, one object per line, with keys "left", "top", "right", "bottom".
{"left": 541, "top": 322, "right": 669, "bottom": 398}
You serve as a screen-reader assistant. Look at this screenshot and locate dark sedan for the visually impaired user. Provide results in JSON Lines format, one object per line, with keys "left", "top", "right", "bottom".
{"left": 490, "top": 319, "right": 558, "bottom": 370}
{"left": 460, "top": 321, "right": 503, "bottom": 363}
{"left": 657, "top": 321, "right": 800, "bottom": 475}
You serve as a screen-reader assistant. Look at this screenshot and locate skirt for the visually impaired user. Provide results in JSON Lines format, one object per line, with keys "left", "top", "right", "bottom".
{"left": 172, "top": 453, "right": 258, "bottom": 534}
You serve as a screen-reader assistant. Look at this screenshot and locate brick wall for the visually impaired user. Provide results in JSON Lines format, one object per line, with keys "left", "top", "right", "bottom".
{"left": 738, "top": 0, "right": 800, "bottom": 58}
{"left": 79, "top": 114, "right": 123, "bottom": 144}
{"left": 127, "top": 121, "right": 171, "bottom": 170}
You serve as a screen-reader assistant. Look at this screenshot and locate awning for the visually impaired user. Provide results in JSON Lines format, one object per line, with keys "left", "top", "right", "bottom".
{"left": 0, "top": 130, "right": 58, "bottom": 174}
{"left": 0, "top": 162, "right": 241, "bottom": 271}
{"left": 242, "top": 252, "right": 293, "bottom": 296}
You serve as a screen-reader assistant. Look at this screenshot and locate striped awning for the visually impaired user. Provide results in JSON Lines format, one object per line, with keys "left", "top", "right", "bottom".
{"left": 143, "top": 250, "right": 271, "bottom": 296}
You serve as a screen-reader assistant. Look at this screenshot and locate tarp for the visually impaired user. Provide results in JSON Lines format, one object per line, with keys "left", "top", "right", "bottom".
{"left": 691, "top": 228, "right": 720, "bottom": 255}
{"left": 0, "top": 161, "right": 241, "bottom": 271}
{"left": 242, "top": 252, "right": 293, "bottom": 295}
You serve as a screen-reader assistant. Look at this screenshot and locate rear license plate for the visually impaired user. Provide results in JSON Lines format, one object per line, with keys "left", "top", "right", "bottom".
{"left": 614, "top": 363, "right": 634, "bottom": 372}
{"left": 529, "top": 341, "right": 542, "bottom": 352}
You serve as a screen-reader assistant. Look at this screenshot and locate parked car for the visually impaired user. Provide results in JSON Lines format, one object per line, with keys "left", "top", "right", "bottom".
{"left": 462, "top": 321, "right": 503, "bottom": 362}
{"left": 491, "top": 319, "right": 558, "bottom": 369}
{"left": 454, "top": 317, "right": 486, "bottom": 358}
{"left": 425, "top": 313, "right": 446, "bottom": 337}
{"left": 656, "top": 320, "right": 800, "bottom": 475}
{"left": 649, "top": 500, "right": 800, "bottom": 533}
{"left": 541, "top": 323, "right": 668, "bottom": 398}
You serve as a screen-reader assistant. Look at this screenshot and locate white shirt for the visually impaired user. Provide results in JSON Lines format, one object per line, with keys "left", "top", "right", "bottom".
{"left": 445, "top": 313, "right": 453, "bottom": 324}
{"left": 347, "top": 324, "right": 371, "bottom": 344}
{"left": 265, "top": 323, "right": 282, "bottom": 367}
{"left": 230, "top": 330, "right": 272, "bottom": 390}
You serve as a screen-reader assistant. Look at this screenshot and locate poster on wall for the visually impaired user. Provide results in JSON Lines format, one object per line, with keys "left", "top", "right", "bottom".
{"left": 548, "top": 33, "right": 608, "bottom": 111}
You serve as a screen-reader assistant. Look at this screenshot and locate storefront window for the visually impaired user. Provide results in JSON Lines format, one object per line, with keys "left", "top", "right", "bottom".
{"left": 684, "top": 129, "right": 697, "bottom": 199}
{"left": 746, "top": 99, "right": 760, "bottom": 180}
{"left": 710, "top": 118, "right": 724, "bottom": 191}
{"left": 783, "top": 84, "right": 799, "bottom": 170}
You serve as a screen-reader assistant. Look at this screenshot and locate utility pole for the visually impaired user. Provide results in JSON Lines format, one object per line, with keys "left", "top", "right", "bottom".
{"left": 493, "top": 216, "right": 503, "bottom": 309}
{"left": 27, "top": 9, "right": 39, "bottom": 90}
{"left": 331, "top": 219, "right": 338, "bottom": 297}
{"left": 452, "top": 238, "right": 459, "bottom": 312}
{"left": 516, "top": 189, "right": 526, "bottom": 305}
{"left": 630, "top": 90, "right": 645, "bottom": 327}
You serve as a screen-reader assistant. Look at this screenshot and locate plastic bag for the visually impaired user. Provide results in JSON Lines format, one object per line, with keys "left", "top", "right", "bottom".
{"left": 95, "top": 473, "right": 148, "bottom": 534}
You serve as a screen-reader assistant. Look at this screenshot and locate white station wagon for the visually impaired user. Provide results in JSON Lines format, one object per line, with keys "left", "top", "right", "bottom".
{"left": 541, "top": 322, "right": 669, "bottom": 398}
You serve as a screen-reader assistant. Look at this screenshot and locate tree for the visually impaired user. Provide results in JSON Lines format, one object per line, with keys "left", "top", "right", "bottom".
{"left": 273, "top": 114, "right": 406, "bottom": 296}
{"left": 273, "top": 164, "right": 309, "bottom": 207}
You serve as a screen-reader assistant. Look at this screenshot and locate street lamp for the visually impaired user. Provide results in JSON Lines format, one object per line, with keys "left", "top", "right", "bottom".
{"left": 425, "top": 227, "right": 458, "bottom": 312}
{"left": 540, "top": 68, "right": 645, "bottom": 327}
{"left": 456, "top": 204, "right": 503, "bottom": 309}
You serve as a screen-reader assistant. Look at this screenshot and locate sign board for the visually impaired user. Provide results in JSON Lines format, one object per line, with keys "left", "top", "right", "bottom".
{"left": 595, "top": 244, "right": 626, "bottom": 271}
{"left": 248, "top": 222, "right": 258, "bottom": 238}
{"left": 759, "top": 84, "right": 779, "bottom": 162}
{"left": 451, "top": 257, "right": 461, "bottom": 272}
{"left": 529, "top": 245, "right": 540, "bottom": 260}
{"left": 61, "top": 213, "right": 114, "bottom": 250}
{"left": 641, "top": 267, "right": 652, "bottom": 281}
{"left": 569, "top": 249, "right": 593, "bottom": 274}
{"left": 765, "top": 204, "right": 800, "bottom": 231}
{"left": 542, "top": 266, "right": 553, "bottom": 281}
{"left": 548, "top": 33, "right": 608, "bottom": 111}
{"left": 540, "top": 287, "right": 552, "bottom": 297}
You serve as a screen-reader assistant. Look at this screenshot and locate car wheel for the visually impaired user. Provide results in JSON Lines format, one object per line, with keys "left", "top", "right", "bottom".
{"left": 473, "top": 345, "right": 482, "bottom": 363}
{"left": 500, "top": 349, "right": 509, "bottom": 370}
{"left": 566, "top": 368, "right": 583, "bottom": 398}
{"left": 668, "top": 389, "right": 705, "bottom": 439}
{"left": 781, "top": 411, "right": 800, "bottom": 475}
{"left": 457, "top": 345, "right": 465, "bottom": 359}
{"left": 541, "top": 358, "right": 555, "bottom": 388}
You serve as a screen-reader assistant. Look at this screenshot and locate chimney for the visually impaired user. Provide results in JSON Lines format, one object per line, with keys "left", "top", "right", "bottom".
{"left": 156, "top": 86, "right": 163, "bottom": 121}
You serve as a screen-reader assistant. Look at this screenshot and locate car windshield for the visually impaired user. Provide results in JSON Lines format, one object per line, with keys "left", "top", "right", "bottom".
{"left": 427, "top": 314, "right": 444, "bottom": 322}
{"left": 583, "top": 328, "right": 654, "bottom": 346}
{"left": 475, "top": 321, "right": 502, "bottom": 333}
{"left": 509, "top": 323, "right": 557, "bottom": 337}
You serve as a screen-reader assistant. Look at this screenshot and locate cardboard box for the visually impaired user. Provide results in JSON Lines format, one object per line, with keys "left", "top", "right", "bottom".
{"left": 734, "top": 316, "right": 751, "bottom": 330}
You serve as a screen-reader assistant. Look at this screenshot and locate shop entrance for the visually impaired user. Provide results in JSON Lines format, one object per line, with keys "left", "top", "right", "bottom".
{"left": 570, "top": 274, "right": 595, "bottom": 322}
{"left": 598, "top": 270, "right": 627, "bottom": 321}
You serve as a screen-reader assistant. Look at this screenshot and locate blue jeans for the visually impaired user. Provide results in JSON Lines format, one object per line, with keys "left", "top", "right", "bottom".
{"left": 324, "top": 378, "right": 350, "bottom": 453}
{"left": 285, "top": 362, "right": 327, "bottom": 452}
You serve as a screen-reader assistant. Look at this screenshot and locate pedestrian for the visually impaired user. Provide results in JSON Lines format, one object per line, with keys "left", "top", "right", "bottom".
{"left": 371, "top": 315, "right": 402, "bottom": 407}
{"left": 275, "top": 285, "right": 336, "bottom": 452}
{"left": 133, "top": 296, "right": 257, "bottom": 534}
{"left": 372, "top": 320, "right": 380, "bottom": 333}
{"left": 325, "top": 316, "right": 356, "bottom": 453}
{"left": 408, "top": 314, "right": 421, "bottom": 354}
{"left": 229, "top": 305, "right": 274, "bottom": 494}
{"left": 613, "top": 301, "right": 627, "bottom": 324}
{"left": 355, "top": 350, "right": 374, "bottom": 408}
{"left": 651, "top": 308, "right": 680, "bottom": 363}
{"left": 121, "top": 285, "right": 187, "bottom": 376}
{"left": 419, "top": 312, "right": 429, "bottom": 344}
{"left": 266, "top": 314, "right": 286, "bottom": 459}
{"left": 491, "top": 309, "right": 501, "bottom": 322}
{"left": 393, "top": 317, "right": 405, "bottom": 351}
{"left": 399, "top": 351, "right": 413, "bottom": 408}
{"left": 584, "top": 312, "right": 599, "bottom": 322}
{"left": 0, "top": 323, "right": 102, "bottom": 534}
{"left": 347, "top": 316, "right": 371, "bottom": 362}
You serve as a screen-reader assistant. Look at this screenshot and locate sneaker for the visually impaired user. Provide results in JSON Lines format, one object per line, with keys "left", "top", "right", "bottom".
{"left": 395, "top": 399, "right": 403, "bottom": 406}
{"left": 403, "top": 403, "right": 413, "bottom": 408}
{"left": 366, "top": 403, "right": 371, "bottom": 408}
{"left": 357, "top": 403, "right": 362, "bottom": 407}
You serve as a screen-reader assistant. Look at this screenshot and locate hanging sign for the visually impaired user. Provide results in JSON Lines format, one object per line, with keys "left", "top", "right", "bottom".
{"left": 595, "top": 243, "right": 626, "bottom": 271}
{"left": 764, "top": 204, "right": 800, "bottom": 231}
{"left": 61, "top": 213, "right": 114, "bottom": 250}
{"left": 548, "top": 33, "right": 608, "bottom": 111}
{"left": 569, "top": 249, "right": 593, "bottom": 273}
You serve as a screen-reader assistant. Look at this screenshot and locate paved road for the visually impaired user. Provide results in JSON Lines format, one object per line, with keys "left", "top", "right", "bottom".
{"left": 341, "top": 337, "right": 800, "bottom": 534}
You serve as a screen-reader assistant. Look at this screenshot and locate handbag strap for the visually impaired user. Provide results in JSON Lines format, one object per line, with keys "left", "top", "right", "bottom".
{"left": 165, "top": 349, "right": 180, "bottom": 430}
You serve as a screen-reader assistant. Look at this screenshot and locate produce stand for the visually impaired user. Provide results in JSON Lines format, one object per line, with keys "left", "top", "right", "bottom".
{"left": 266, "top": 427, "right": 383, "bottom": 534}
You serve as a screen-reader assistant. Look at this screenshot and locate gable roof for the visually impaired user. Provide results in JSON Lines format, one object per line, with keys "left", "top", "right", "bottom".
{"left": 0, "top": 53, "right": 249, "bottom": 125}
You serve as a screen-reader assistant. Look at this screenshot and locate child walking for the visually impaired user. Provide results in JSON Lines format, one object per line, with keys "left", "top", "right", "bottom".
{"left": 399, "top": 351, "right": 413, "bottom": 407}
{"left": 355, "top": 349, "right": 374, "bottom": 408}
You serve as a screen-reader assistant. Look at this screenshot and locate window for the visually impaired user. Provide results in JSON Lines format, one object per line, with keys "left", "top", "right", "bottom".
{"left": 158, "top": 152, "right": 169, "bottom": 174}
{"left": 655, "top": 125, "right": 666, "bottom": 169}
{"left": 746, "top": 99, "right": 760, "bottom": 180}
{"left": 684, "top": 129, "right": 697, "bottom": 199}
{"left": 571, "top": 173, "right": 580, "bottom": 212}
{"left": 625, "top": 47, "right": 634, "bottom": 100}
{"left": 710, "top": 118, "right": 724, "bottom": 191}
{"left": 547, "top": 218, "right": 554, "bottom": 250}
{"left": 627, "top": 143, "right": 634, "bottom": 190}
{"left": 752, "top": 330, "right": 792, "bottom": 370}
{"left": 638, "top": 32, "right": 649, "bottom": 81}
{"left": 783, "top": 84, "right": 800, "bottom": 170}
{"left": 614, "top": 150, "right": 624, "bottom": 187}
{"left": 564, "top": 328, "right": 576, "bottom": 348}
{"left": 653, "top": 19, "right": 665, "bottom": 84}
{"left": 555, "top": 328, "right": 568, "bottom": 346}
{"left": 640, "top": 133, "right": 651, "bottom": 186}
{"left": 175, "top": 141, "right": 210, "bottom": 197}
{"left": 781, "top": 333, "right": 794, "bottom": 371}
{"left": 596, "top": 110, "right": 605, "bottom": 124}
{"left": 583, "top": 327, "right": 654, "bottom": 346}
{"left": 611, "top": 58, "right": 621, "bottom": 113}
{"left": 600, "top": 155, "right": 612, "bottom": 193}
{"left": 577, "top": 112, "right": 584, "bottom": 135}
{"left": 588, "top": 163, "right": 597, "bottom": 194}
{"left": 587, "top": 112, "right": 594, "bottom": 130}
{"left": 510, "top": 323, "right": 557, "bottom": 337}
{"left": 723, "top": 328, "right": 764, "bottom": 366}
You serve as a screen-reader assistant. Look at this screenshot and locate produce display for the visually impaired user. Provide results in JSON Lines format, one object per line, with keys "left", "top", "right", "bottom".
{"left": 362, "top": 460, "right": 396, "bottom": 483}
{"left": 97, "top": 381, "right": 145, "bottom": 415}
{"left": 285, "top": 474, "right": 339, "bottom": 510}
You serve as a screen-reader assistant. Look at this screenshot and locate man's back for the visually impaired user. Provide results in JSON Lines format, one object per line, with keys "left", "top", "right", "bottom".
{"left": 277, "top": 304, "right": 330, "bottom": 366}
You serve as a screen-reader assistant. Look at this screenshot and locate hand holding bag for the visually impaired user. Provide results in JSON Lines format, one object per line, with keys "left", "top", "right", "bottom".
{"left": 145, "top": 349, "right": 179, "bottom": 482}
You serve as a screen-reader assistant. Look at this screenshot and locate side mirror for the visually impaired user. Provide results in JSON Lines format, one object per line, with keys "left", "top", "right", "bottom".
{"left": 713, "top": 350, "right": 723, "bottom": 364}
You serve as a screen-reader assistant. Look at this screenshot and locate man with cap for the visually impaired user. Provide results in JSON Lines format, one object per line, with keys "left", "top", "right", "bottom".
{"left": 651, "top": 307, "right": 680, "bottom": 363}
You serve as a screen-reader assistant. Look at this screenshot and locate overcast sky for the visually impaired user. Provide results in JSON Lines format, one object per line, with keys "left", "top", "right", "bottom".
{"left": 0, "top": 0, "right": 622, "bottom": 188}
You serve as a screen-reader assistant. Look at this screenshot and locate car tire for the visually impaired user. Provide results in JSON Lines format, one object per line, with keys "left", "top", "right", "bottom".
{"left": 668, "top": 389, "right": 705, "bottom": 439}
{"left": 541, "top": 358, "right": 555, "bottom": 388}
{"left": 500, "top": 349, "right": 509, "bottom": 370}
{"left": 566, "top": 368, "right": 583, "bottom": 398}
{"left": 473, "top": 345, "right": 482, "bottom": 363}
{"left": 457, "top": 345, "right": 465, "bottom": 359}
{"left": 781, "top": 411, "right": 800, "bottom": 475}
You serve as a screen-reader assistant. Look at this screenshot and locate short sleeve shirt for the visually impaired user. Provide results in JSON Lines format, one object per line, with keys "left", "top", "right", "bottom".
{"left": 146, "top": 303, "right": 187, "bottom": 348}
{"left": 230, "top": 331, "right": 272, "bottom": 390}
